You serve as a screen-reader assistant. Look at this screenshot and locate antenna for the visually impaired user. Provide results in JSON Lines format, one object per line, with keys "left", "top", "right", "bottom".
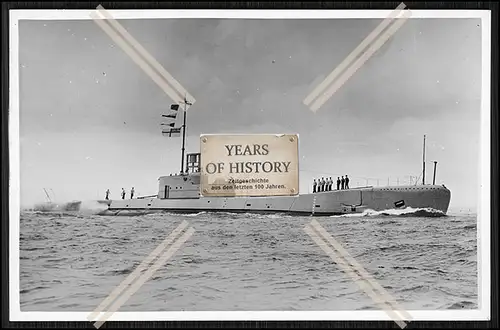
{"left": 422, "top": 134, "right": 426, "bottom": 185}
{"left": 432, "top": 161, "right": 438, "bottom": 185}
{"left": 50, "top": 188, "right": 56, "bottom": 201}
{"left": 180, "top": 95, "right": 192, "bottom": 175}
{"left": 43, "top": 188, "right": 52, "bottom": 203}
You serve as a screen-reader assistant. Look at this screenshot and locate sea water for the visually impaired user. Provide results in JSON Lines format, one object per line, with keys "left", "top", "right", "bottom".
{"left": 19, "top": 208, "right": 478, "bottom": 311}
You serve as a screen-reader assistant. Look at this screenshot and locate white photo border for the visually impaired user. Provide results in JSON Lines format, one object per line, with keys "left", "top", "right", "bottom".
{"left": 9, "top": 8, "right": 492, "bottom": 322}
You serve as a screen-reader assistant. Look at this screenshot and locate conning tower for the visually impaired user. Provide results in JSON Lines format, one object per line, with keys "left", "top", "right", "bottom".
{"left": 157, "top": 153, "right": 202, "bottom": 199}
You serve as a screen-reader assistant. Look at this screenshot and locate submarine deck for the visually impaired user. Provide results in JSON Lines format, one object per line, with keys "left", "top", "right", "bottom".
{"left": 105, "top": 184, "right": 451, "bottom": 216}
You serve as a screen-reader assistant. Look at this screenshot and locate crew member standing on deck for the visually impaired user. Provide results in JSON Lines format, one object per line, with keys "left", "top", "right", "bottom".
{"left": 345, "top": 175, "right": 350, "bottom": 189}
{"left": 341, "top": 176, "right": 345, "bottom": 190}
{"left": 105, "top": 189, "right": 110, "bottom": 200}
{"left": 313, "top": 179, "right": 317, "bottom": 193}
{"left": 321, "top": 177, "right": 326, "bottom": 192}
{"left": 337, "top": 177, "right": 341, "bottom": 190}
{"left": 328, "top": 177, "right": 333, "bottom": 191}
{"left": 131, "top": 187, "right": 135, "bottom": 199}
{"left": 121, "top": 188, "right": 126, "bottom": 199}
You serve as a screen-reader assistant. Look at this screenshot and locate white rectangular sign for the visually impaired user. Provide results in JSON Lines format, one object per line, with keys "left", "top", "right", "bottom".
{"left": 199, "top": 134, "right": 299, "bottom": 197}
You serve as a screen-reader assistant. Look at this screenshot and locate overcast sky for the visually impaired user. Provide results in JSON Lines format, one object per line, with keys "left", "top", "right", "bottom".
{"left": 17, "top": 16, "right": 483, "bottom": 211}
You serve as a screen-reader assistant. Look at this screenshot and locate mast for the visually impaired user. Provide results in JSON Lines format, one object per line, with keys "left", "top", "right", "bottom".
{"left": 162, "top": 97, "right": 192, "bottom": 175}
{"left": 422, "top": 134, "right": 426, "bottom": 185}
{"left": 180, "top": 97, "right": 192, "bottom": 175}
{"left": 432, "top": 161, "right": 438, "bottom": 185}
{"left": 180, "top": 105, "right": 186, "bottom": 174}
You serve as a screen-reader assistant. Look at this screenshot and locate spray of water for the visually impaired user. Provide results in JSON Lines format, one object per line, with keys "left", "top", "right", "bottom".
{"left": 79, "top": 200, "right": 110, "bottom": 213}
{"left": 331, "top": 207, "right": 446, "bottom": 218}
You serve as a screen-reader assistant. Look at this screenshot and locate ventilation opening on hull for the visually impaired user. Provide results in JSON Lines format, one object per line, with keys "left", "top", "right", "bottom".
{"left": 394, "top": 200, "right": 405, "bottom": 208}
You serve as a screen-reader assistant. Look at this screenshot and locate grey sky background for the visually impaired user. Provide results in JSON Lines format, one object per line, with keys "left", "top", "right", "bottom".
{"left": 18, "top": 17, "right": 483, "bottom": 211}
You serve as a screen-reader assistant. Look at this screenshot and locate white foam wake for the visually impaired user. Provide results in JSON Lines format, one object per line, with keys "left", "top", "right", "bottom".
{"left": 79, "top": 200, "right": 109, "bottom": 212}
{"left": 331, "top": 207, "right": 446, "bottom": 218}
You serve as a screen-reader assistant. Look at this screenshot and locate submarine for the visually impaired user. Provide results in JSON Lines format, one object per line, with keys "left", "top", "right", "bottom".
{"left": 102, "top": 101, "right": 451, "bottom": 216}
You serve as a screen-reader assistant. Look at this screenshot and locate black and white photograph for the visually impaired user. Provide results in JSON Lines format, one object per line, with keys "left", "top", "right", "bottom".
{"left": 8, "top": 5, "right": 492, "bottom": 326}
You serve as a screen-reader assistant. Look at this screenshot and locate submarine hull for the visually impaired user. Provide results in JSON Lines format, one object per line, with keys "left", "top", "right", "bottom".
{"left": 105, "top": 184, "right": 451, "bottom": 216}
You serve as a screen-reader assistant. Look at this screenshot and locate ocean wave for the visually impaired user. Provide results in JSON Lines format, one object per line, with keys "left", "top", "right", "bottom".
{"left": 103, "top": 265, "right": 137, "bottom": 276}
{"left": 20, "top": 210, "right": 477, "bottom": 312}
{"left": 181, "top": 211, "right": 207, "bottom": 217}
{"left": 20, "top": 286, "right": 50, "bottom": 294}
{"left": 397, "top": 284, "right": 428, "bottom": 293}
{"left": 443, "top": 300, "right": 477, "bottom": 309}
{"left": 330, "top": 207, "right": 446, "bottom": 218}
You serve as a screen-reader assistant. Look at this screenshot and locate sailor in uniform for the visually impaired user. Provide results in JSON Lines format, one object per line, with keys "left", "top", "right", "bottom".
{"left": 131, "top": 187, "right": 135, "bottom": 199}
{"left": 337, "top": 177, "right": 341, "bottom": 190}
{"left": 105, "top": 189, "right": 110, "bottom": 200}
{"left": 341, "top": 176, "right": 345, "bottom": 190}
{"left": 328, "top": 177, "right": 333, "bottom": 191}
{"left": 313, "top": 179, "right": 317, "bottom": 193}
{"left": 345, "top": 175, "right": 350, "bottom": 189}
{"left": 121, "top": 188, "right": 126, "bottom": 199}
{"left": 321, "top": 177, "right": 326, "bottom": 192}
